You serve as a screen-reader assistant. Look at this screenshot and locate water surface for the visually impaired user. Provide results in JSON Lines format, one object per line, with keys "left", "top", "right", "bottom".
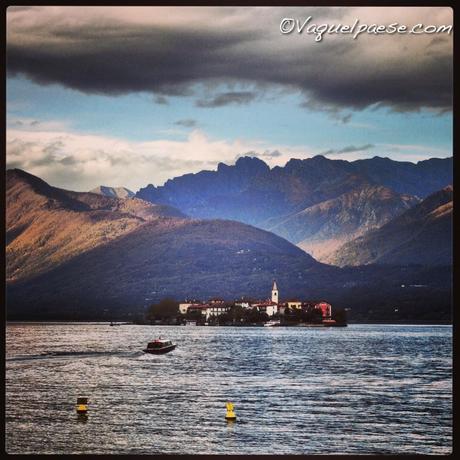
{"left": 5, "top": 323, "right": 452, "bottom": 454}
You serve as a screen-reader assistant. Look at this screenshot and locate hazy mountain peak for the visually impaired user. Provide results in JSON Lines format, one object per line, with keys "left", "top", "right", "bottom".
{"left": 90, "top": 185, "right": 135, "bottom": 199}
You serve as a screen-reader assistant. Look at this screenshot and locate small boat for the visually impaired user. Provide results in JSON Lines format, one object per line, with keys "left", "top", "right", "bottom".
{"left": 264, "top": 319, "right": 280, "bottom": 327}
{"left": 143, "top": 338, "right": 176, "bottom": 354}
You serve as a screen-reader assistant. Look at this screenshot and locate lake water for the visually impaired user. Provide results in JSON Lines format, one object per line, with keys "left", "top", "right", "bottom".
{"left": 5, "top": 323, "right": 452, "bottom": 454}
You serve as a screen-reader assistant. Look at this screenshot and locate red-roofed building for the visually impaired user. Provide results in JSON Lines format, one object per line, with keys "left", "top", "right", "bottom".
{"left": 315, "top": 301, "right": 332, "bottom": 319}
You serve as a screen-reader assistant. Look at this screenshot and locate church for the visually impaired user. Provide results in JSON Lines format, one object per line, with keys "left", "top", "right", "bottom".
{"left": 248, "top": 280, "right": 279, "bottom": 316}
{"left": 179, "top": 279, "right": 332, "bottom": 321}
{"left": 253, "top": 280, "right": 332, "bottom": 320}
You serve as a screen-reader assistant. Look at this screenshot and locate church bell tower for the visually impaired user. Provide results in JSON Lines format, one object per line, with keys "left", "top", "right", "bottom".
{"left": 271, "top": 280, "right": 279, "bottom": 304}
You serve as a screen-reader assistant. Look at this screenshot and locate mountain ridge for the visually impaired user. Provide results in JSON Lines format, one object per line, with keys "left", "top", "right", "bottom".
{"left": 136, "top": 155, "right": 451, "bottom": 260}
{"left": 6, "top": 168, "right": 452, "bottom": 322}
{"left": 7, "top": 168, "right": 334, "bottom": 318}
{"left": 328, "top": 186, "right": 453, "bottom": 267}
{"left": 6, "top": 169, "right": 186, "bottom": 281}
{"left": 265, "top": 184, "right": 420, "bottom": 260}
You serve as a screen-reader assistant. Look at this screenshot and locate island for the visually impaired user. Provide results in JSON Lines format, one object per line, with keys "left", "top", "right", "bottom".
{"left": 144, "top": 280, "right": 347, "bottom": 327}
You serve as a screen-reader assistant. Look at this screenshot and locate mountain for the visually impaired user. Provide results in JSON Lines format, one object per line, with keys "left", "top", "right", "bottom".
{"left": 349, "top": 156, "right": 453, "bottom": 198}
{"left": 136, "top": 156, "right": 452, "bottom": 222}
{"left": 6, "top": 169, "right": 185, "bottom": 282}
{"left": 137, "top": 156, "right": 278, "bottom": 223}
{"left": 136, "top": 155, "right": 452, "bottom": 258}
{"left": 265, "top": 185, "right": 419, "bottom": 261}
{"left": 6, "top": 169, "right": 336, "bottom": 319}
{"left": 90, "top": 185, "right": 135, "bottom": 199}
{"left": 8, "top": 217, "right": 337, "bottom": 319}
{"left": 328, "top": 186, "right": 453, "bottom": 267}
{"left": 6, "top": 169, "right": 452, "bottom": 323}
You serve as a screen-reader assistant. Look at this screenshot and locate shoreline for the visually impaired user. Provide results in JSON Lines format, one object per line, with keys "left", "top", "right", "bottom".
{"left": 6, "top": 320, "right": 452, "bottom": 326}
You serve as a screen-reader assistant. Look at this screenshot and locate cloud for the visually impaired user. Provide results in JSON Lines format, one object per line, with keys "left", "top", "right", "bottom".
{"left": 6, "top": 123, "right": 315, "bottom": 191}
{"left": 7, "top": 117, "right": 70, "bottom": 131}
{"left": 195, "top": 91, "right": 257, "bottom": 108}
{"left": 252, "top": 149, "right": 283, "bottom": 159}
{"left": 320, "top": 142, "right": 451, "bottom": 161}
{"left": 7, "top": 121, "right": 451, "bottom": 191}
{"left": 174, "top": 119, "right": 198, "bottom": 128}
{"left": 153, "top": 95, "right": 169, "bottom": 105}
{"left": 321, "top": 143, "right": 375, "bottom": 155}
{"left": 340, "top": 114, "right": 352, "bottom": 124}
{"left": 378, "top": 143, "right": 452, "bottom": 158}
{"left": 6, "top": 6, "right": 453, "bottom": 113}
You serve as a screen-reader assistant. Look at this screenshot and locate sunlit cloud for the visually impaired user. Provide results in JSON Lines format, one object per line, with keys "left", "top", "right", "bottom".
{"left": 7, "top": 119, "right": 450, "bottom": 192}
{"left": 6, "top": 123, "right": 314, "bottom": 191}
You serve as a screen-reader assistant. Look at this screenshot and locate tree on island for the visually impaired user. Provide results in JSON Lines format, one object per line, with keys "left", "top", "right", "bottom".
{"left": 185, "top": 308, "right": 202, "bottom": 321}
{"left": 310, "top": 308, "right": 324, "bottom": 323}
{"left": 226, "top": 304, "right": 245, "bottom": 324}
{"left": 246, "top": 307, "right": 269, "bottom": 323}
{"left": 332, "top": 308, "right": 347, "bottom": 325}
{"left": 146, "top": 298, "right": 179, "bottom": 323}
{"left": 215, "top": 305, "right": 269, "bottom": 325}
{"left": 283, "top": 305, "right": 323, "bottom": 323}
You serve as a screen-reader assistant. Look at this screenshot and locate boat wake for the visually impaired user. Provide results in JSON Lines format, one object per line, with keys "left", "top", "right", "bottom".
{"left": 6, "top": 350, "right": 141, "bottom": 362}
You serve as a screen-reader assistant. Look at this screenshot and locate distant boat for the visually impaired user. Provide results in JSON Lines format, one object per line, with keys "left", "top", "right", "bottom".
{"left": 143, "top": 338, "right": 176, "bottom": 354}
{"left": 110, "top": 321, "right": 121, "bottom": 326}
{"left": 264, "top": 319, "right": 281, "bottom": 327}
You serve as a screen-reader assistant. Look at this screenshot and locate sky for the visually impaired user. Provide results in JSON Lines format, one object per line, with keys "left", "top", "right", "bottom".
{"left": 6, "top": 6, "right": 453, "bottom": 192}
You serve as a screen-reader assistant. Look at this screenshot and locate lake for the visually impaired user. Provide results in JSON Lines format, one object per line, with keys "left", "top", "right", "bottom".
{"left": 5, "top": 323, "right": 452, "bottom": 454}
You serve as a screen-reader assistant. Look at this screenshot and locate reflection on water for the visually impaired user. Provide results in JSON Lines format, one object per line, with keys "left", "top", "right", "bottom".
{"left": 5, "top": 323, "right": 452, "bottom": 454}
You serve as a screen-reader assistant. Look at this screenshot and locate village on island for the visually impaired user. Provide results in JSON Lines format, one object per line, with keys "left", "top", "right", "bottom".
{"left": 146, "top": 281, "right": 347, "bottom": 327}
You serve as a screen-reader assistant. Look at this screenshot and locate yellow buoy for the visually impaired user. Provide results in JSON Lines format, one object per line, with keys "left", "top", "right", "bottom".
{"left": 225, "top": 402, "right": 236, "bottom": 421}
{"left": 76, "top": 396, "right": 88, "bottom": 415}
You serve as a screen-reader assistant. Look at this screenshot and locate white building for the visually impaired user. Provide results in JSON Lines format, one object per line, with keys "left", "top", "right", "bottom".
{"left": 234, "top": 300, "right": 251, "bottom": 309}
{"left": 179, "top": 302, "right": 197, "bottom": 315}
{"left": 253, "top": 301, "right": 278, "bottom": 317}
{"left": 185, "top": 303, "right": 231, "bottom": 321}
{"left": 286, "top": 300, "right": 302, "bottom": 310}
{"left": 204, "top": 304, "right": 231, "bottom": 320}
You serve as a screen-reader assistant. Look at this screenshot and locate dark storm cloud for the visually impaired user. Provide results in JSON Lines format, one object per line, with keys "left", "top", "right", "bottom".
{"left": 6, "top": 7, "right": 453, "bottom": 113}
{"left": 7, "top": 24, "right": 258, "bottom": 96}
{"left": 195, "top": 92, "right": 257, "bottom": 108}
{"left": 321, "top": 144, "right": 375, "bottom": 155}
